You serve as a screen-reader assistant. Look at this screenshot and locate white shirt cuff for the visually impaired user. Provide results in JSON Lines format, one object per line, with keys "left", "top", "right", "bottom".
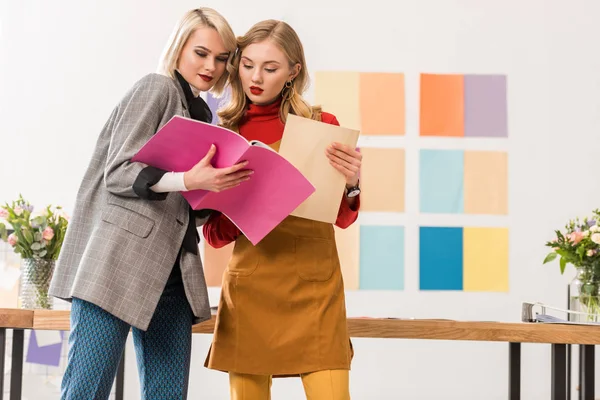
{"left": 149, "top": 172, "right": 188, "bottom": 193}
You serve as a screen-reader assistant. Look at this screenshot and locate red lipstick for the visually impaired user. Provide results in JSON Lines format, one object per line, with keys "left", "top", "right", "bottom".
{"left": 250, "top": 86, "right": 263, "bottom": 95}
{"left": 199, "top": 74, "right": 213, "bottom": 82}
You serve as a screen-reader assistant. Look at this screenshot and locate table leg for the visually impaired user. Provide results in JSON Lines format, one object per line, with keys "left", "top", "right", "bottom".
{"left": 509, "top": 342, "right": 521, "bottom": 400}
{"left": 9, "top": 329, "right": 25, "bottom": 400}
{"left": 552, "top": 344, "right": 568, "bottom": 400}
{"left": 0, "top": 328, "right": 5, "bottom": 397}
{"left": 579, "top": 345, "right": 594, "bottom": 400}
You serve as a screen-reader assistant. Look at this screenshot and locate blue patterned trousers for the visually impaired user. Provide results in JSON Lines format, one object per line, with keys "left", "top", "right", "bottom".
{"left": 60, "top": 284, "right": 194, "bottom": 400}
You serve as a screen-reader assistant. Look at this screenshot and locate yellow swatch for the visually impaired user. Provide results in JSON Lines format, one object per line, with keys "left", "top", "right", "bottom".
{"left": 359, "top": 148, "right": 405, "bottom": 212}
{"left": 335, "top": 224, "right": 359, "bottom": 290}
{"left": 315, "top": 71, "right": 361, "bottom": 131}
{"left": 359, "top": 73, "right": 405, "bottom": 135}
{"left": 464, "top": 151, "right": 508, "bottom": 215}
{"left": 203, "top": 242, "right": 234, "bottom": 287}
{"left": 463, "top": 227, "right": 509, "bottom": 292}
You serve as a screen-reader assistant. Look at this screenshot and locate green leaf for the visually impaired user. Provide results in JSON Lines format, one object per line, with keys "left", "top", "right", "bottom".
{"left": 577, "top": 246, "right": 586, "bottom": 260}
{"left": 560, "top": 257, "right": 567, "bottom": 274}
{"left": 31, "top": 242, "right": 41, "bottom": 251}
{"left": 544, "top": 252, "right": 558, "bottom": 264}
{"left": 22, "top": 229, "right": 33, "bottom": 244}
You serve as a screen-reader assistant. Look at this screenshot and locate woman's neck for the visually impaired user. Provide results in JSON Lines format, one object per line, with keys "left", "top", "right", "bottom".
{"left": 189, "top": 84, "right": 200, "bottom": 97}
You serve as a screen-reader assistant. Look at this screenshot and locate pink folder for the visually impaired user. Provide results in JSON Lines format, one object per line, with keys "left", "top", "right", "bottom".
{"left": 131, "top": 116, "right": 315, "bottom": 245}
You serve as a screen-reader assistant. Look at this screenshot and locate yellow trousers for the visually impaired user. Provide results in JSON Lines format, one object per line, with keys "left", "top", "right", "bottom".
{"left": 229, "top": 370, "right": 350, "bottom": 400}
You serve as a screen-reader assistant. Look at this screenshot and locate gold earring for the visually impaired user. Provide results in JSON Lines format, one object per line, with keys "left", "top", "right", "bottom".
{"left": 282, "top": 80, "right": 295, "bottom": 99}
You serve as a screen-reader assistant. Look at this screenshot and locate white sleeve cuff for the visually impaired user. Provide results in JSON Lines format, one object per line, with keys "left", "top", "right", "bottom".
{"left": 150, "top": 172, "right": 188, "bottom": 193}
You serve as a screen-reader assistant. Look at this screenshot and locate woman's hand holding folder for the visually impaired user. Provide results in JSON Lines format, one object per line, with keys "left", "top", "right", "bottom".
{"left": 183, "top": 144, "right": 253, "bottom": 192}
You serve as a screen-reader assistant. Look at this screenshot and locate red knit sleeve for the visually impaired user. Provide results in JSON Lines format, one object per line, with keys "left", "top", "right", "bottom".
{"left": 335, "top": 194, "right": 360, "bottom": 229}
{"left": 202, "top": 212, "right": 241, "bottom": 249}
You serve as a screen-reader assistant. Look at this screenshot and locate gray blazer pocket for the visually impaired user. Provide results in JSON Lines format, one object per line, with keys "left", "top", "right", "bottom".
{"left": 101, "top": 203, "right": 155, "bottom": 238}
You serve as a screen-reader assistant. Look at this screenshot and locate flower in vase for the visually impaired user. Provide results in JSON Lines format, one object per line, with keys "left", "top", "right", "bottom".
{"left": 568, "top": 231, "right": 585, "bottom": 245}
{"left": 0, "top": 208, "right": 8, "bottom": 220}
{"left": 0, "top": 195, "right": 69, "bottom": 260}
{"left": 7, "top": 233, "right": 17, "bottom": 246}
{"left": 544, "top": 208, "right": 600, "bottom": 275}
{"left": 42, "top": 227, "right": 54, "bottom": 241}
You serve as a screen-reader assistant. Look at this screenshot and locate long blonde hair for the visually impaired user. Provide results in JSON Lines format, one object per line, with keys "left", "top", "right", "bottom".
{"left": 157, "top": 8, "right": 236, "bottom": 96}
{"left": 218, "top": 20, "right": 321, "bottom": 130}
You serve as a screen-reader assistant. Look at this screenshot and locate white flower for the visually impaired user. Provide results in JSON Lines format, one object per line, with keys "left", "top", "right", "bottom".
{"left": 591, "top": 225, "right": 600, "bottom": 233}
{"left": 591, "top": 233, "right": 600, "bottom": 245}
{"left": 587, "top": 250, "right": 595, "bottom": 257}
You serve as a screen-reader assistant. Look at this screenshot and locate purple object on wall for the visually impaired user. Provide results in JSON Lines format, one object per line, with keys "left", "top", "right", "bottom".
{"left": 206, "top": 87, "right": 232, "bottom": 125}
{"left": 25, "top": 331, "right": 64, "bottom": 367}
{"left": 464, "top": 75, "right": 508, "bottom": 137}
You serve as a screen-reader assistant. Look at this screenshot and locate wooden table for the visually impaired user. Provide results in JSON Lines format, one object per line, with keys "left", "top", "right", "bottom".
{"left": 1, "top": 309, "right": 597, "bottom": 400}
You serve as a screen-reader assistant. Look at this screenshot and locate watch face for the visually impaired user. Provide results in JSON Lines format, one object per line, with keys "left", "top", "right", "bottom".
{"left": 347, "top": 188, "right": 360, "bottom": 198}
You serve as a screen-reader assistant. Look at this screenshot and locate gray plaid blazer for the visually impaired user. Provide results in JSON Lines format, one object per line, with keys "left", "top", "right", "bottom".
{"left": 49, "top": 73, "right": 211, "bottom": 330}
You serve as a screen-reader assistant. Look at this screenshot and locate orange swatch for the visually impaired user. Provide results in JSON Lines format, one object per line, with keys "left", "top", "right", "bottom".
{"left": 203, "top": 241, "right": 234, "bottom": 287}
{"left": 359, "top": 73, "right": 405, "bottom": 135}
{"left": 420, "top": 74, "right": 464, "bottom": 137}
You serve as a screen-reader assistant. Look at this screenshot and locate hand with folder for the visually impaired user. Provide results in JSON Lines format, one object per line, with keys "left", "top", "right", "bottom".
{"left": 183, "top": 143, "right": 253, "bottom": 192}
{"left": 326, "top": 142, "right": 362, "bottom": 186}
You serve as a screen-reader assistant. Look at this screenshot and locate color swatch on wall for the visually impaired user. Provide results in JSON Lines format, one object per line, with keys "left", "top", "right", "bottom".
{"left": 420, "top": 149, "right": 508, "bottom": 215}
{"left": 359, "top": 147, "right": 405, "bottom": 212}
{"left": 315, "top": 71, "right": 405, "bottom": 135}
{"left": 359, "top": 225, "right": 404, "bottom": 290}
{"left": 419, "top": 226, "right": 508, "bottom": 292}
{"left": 26, "top": 331, "right": 65, "bottom": 367}
{"left": 420, "top": 74, "right": 507, "bottom": 137}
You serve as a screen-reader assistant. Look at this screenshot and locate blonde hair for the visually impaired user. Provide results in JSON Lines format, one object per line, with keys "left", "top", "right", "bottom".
{"left": 157, "top": 8, "right": 236, "bottom": 96}
{"left": 218, "top": 20, "right": 321, "bottom": 130}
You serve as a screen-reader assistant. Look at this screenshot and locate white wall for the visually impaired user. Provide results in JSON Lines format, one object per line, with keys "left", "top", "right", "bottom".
{"left": 2, "top": 0, "right": 600, "bottom": 398}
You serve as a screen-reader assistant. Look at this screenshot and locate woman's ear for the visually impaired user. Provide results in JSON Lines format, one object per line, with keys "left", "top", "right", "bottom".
{"left": 290, "top": 63, "right": 301, "bottom": 80}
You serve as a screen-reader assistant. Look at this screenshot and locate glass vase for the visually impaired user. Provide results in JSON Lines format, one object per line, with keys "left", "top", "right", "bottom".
{"left": 19, "top": 258, "right": 55, "bottom": 309}
{"left": 569, "top": 267, "right": 600, "bottom": 322}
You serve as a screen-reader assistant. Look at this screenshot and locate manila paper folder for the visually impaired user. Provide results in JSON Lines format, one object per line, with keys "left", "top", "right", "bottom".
{"left": 278, "top": 114, "right": 360, "bottom": 224}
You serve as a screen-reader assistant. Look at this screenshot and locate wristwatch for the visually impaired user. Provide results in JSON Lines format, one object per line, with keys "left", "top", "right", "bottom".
{"left": 345, "top": 181, "right": 361, "bottom": 198}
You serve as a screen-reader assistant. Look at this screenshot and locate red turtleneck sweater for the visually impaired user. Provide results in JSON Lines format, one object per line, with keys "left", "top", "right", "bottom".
{"left": 203, "top": 100, "right": 360, "bottom": 248}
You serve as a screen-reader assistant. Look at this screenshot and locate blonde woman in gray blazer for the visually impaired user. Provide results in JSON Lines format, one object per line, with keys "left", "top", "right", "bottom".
{"left": 48, "top": 8, "right": 251, "bottom": 400}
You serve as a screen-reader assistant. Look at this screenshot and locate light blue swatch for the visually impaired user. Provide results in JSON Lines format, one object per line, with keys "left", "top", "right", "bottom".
{"left": 359, "top": 225, "right": 404, "bottom": 290}
{"left": 420, "top": 149, "right": 464, "bottom": 213}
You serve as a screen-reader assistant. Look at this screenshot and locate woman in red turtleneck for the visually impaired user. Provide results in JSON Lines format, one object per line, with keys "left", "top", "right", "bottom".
{"left": 203, "top": 20, "right": 361, "bottom": 400}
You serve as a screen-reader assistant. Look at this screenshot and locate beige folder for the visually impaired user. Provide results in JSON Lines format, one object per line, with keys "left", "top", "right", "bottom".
{"left": 278, "top": 114, "right": 360, "bottom": 223}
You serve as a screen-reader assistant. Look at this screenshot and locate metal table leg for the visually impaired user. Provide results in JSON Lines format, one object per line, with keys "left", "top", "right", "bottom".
{"left": 0, "top": 328, "right": 5, "bottom": 397}
{"left": 9, "top": 329, "right": 25, "bottom": 400}
{"left": 579, "top": 345, "right": 594, "bottom": 400}
{"left": 509, "top": 342, "right": 521, "bottom": 400}
{"left": 552, "top": 344, "right": 568, "bottom": 400}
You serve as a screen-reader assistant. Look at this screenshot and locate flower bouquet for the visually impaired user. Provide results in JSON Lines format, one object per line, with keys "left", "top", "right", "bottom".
{"left": 543, "top": 210, "right": 600, "bottom": 322}
{"left": 0, "top": 195, "right": 69, "bottom": 309}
